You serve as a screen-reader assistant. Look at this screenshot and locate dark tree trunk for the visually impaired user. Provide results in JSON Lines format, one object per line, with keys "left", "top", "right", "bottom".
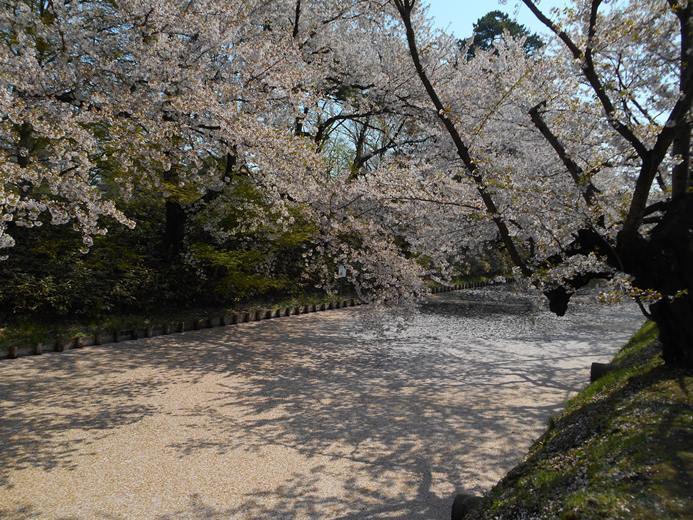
{"left": 515, "top": 0, "right": 693, "bottom": 367}
{"left": 541, "top": 195, "right": 693, "bottom": 367}
{"left": 671, "top": 121, "right": 691, "bottom": 199}
{"left": 650, "top": 297, "right": 693, "bottom": 366}
{"left": 639, "top": 194, "right": 693, "bottom": 367}
{"left": 163, "top": 199, "right": 186, "bottom": 261}
{"left": 161, "top": 153, "right": 236, "bottom": 261}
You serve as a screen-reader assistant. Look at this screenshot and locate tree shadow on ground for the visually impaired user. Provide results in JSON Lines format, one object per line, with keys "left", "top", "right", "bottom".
{"left": 0, "top": 289, "right": 642, "bottom": 518}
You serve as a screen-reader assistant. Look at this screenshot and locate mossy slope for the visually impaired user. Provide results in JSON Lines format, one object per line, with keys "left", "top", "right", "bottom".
{"left": 469, "top": 321, "right": 693, "bottom": 519}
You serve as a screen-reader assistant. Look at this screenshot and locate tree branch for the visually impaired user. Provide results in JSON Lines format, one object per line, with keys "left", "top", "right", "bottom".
{"left": 521, "top": 0, "right": 649, "bottom": 159}
{"left": 529, "top": 101, "right": 600, "bottom": 207}
{"left": 393, "top": 0, "right": 531, "bottom": 275}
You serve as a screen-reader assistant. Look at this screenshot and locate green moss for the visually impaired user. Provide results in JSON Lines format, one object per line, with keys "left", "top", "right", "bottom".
{"left": 561, "top": 321, "right": 659, "bottom": 416}
{"left": 470, "top": 321, "right": 693, "bottom": 520}
{"left": 611, "top": 320, "right": 660, "bottom": 365}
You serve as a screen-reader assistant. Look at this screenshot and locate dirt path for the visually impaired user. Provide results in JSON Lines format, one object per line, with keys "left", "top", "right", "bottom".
{"left": 0, "top": 289, "right": 642, "bottom": 519}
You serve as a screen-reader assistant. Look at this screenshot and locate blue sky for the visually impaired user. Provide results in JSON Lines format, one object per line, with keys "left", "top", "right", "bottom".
{"left": 424, "top": 0, "right": 566, "bottom": 39}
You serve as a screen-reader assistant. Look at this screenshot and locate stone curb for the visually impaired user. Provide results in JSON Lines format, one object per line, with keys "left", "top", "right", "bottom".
{"left": 2, "top": 297, "right": 367, "bottom": 361}
{"left": 431, "top": 279, "right": 500, "bottom": 293}
{"left": 2, "top": 280, "right": 509, "bottom": 360}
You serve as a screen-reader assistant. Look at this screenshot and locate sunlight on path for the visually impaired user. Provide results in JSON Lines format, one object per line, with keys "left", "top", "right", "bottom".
{"left": 0, "top": 288, "right": 642, "bottom": 519}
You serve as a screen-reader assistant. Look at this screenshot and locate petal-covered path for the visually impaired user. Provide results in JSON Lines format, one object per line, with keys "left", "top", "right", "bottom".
{"left": 0, "top": 287, "right": 642, "bottom": 519}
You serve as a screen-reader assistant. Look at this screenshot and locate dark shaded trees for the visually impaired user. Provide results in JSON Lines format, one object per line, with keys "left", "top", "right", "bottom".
{"left": 465, "top": 10, "right": 543, "bottom": 58}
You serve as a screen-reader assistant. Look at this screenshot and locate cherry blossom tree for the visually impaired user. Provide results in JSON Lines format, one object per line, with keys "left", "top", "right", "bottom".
{"left": 391, "top": 0, "right": 692, "bottom": 366}
{"left": 2, "top": 0, "right": 690, "bottom": 366}
{"left": 0, "top": 0, "right": 319, "bottom": 256}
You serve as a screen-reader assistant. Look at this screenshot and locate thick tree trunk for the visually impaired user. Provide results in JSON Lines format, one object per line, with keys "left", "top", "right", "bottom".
{"left": 650, "top": 296, "right": 693, "bottom": 367}
{"left": 542, "top": 195, "right": 693, "bottom": 367}
{"left": 641, "top": 194, "right": 693, "bottom": 367}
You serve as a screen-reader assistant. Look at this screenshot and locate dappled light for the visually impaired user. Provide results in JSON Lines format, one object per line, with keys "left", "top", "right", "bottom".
{"left": 0, "top": 287, "right": 642, "bottom": 518}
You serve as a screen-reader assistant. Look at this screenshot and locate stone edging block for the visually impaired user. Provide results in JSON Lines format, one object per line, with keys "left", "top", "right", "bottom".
{"left": 2, "top": 295, "right": 370, "bottom": 360}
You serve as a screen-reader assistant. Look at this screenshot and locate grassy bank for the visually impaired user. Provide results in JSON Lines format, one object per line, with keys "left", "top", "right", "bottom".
{"left": 464, "top": 321, "right": 692, "bottom": 519}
